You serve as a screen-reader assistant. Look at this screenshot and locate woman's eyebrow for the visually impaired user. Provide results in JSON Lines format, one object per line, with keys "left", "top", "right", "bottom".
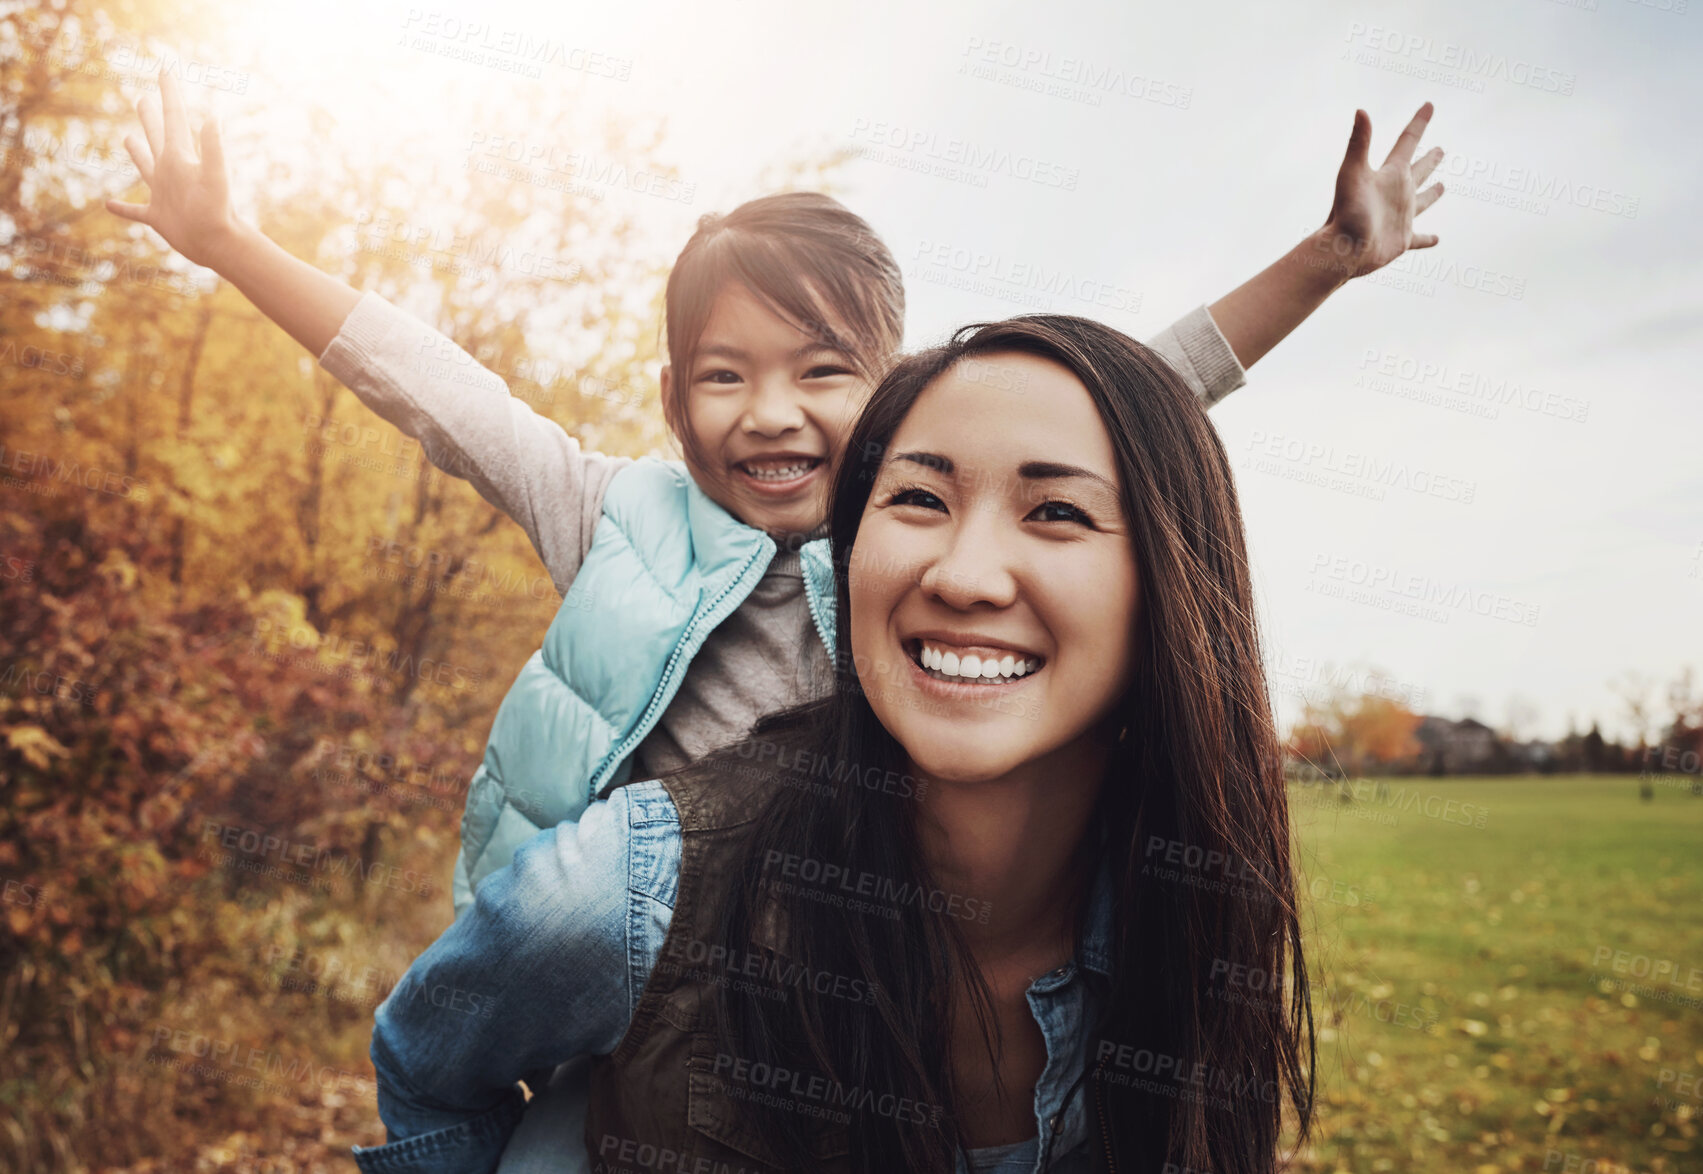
{"left": 887, "top": 452, "right": 1116, "bottom": 494}
{"left": 1018, "top": 460, "right": 1118, "bottom": 494}
{"left": 890, "top": 450, "right": 953, "bottom": 474}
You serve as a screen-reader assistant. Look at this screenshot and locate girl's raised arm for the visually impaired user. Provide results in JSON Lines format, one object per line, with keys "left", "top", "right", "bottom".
{"left": 107, "top": 68, "right": 357, "bottom": 358}
{"left": 108, "top": 67, "right": 620, "bottom": 590}
{"left": 1204, "top": 102, "right": 1446, "bottom": 372}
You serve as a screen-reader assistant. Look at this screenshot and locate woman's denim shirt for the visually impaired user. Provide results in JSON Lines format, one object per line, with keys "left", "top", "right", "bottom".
{"left": 352, "top": 781, "right": 1117, "bottom": 1174}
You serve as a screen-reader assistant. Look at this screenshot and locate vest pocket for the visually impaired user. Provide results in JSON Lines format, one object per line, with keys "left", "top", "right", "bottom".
{"left": 685, "top": 1031, "right": 850, "bottom": 1168}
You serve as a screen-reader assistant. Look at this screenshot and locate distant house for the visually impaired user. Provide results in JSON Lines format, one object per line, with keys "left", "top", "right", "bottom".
{"left": 1510, "top": 740, "right": 1559, "bottom": 771}
{"left": 1414, "top": 716, "right": 1499, "bottom": 774}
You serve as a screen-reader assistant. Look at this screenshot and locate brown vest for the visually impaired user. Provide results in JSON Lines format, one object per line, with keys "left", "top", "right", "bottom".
{"left": 583, "top": 772, "right": 852, "bottom": 1174}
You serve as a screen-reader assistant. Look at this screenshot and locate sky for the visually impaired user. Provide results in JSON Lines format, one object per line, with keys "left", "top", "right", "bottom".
{"left": 186, "top": 0, "right": 1700, "bottom": 741}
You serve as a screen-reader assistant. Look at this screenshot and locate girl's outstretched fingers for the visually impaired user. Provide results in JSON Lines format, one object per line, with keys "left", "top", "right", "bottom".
{"left": 1341, "top": 108, "right": 1373, "bottom": 174}
{"left": 137, "top": 93, "right": 165, "bottom": 159}
{"left": 1383, "top": 100, "right": 1435, "bottom": 169}
{"left": 159, "top": 62, "right": 194, "bottom": 155}
{"left": 122, "top": 131, "right": 156, "bottom": 183}
{"left": 1412, "top": 145, "right": 1443, "bottom": 187}
{"left": 104, "top": 197, "right": 152, "bottom": 225}
{"left": 199, "top": 114, "right": 226, "bottom": 176}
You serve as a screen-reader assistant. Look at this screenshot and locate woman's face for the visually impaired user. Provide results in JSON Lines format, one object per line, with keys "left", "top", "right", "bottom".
{"left": 849, "top": 352, "right": 1142, "bottom": 785}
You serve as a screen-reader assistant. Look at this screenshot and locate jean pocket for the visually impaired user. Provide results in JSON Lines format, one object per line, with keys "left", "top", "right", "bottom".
{"left": 684, "top": 1032, "right": 849, "bottom": 1169}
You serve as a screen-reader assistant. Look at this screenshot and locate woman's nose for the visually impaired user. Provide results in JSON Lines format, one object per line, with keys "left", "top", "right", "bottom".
{"left": 919, "top": 511, "right": 1019, "bottom": 610}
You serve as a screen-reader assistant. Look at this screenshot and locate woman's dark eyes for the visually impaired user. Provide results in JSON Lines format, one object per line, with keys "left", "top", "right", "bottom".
{"left": 888, "top": 487, "right": 946, "bottom": 510}
{"left": 803, "top": 365, "right": 853, "bottom": 379}
{"left": 1031, "top": 501, "right": 1092, "bottom": 525}
{"left": 696, "top": 369, "right": 741, "bottom": 385}
{"left": 885, "top": 487, "right": 1093, "bottom": 528}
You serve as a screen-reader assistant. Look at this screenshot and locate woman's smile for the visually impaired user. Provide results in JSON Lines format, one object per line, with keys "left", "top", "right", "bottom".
{"left": 903, "top": 635, "right": 1045, "bottom": 687}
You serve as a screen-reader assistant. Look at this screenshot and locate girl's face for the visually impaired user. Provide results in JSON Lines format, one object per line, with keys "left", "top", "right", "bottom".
{"left": 665, "top": 283, "right": 873, "bottom": 539}
{"left": 848, "top": 353, "right": 1142, "bottom": 785}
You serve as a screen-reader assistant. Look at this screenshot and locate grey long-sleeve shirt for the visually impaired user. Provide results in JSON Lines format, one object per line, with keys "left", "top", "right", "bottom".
{"left": 318, "top": 294, "right": 1246, "bottom": 778}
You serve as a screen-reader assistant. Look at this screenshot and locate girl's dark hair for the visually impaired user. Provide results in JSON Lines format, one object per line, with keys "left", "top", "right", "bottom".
{"left": 682, "top": 315, "right": 1314, "bottom": 1172}
{"left": 661, "top": 192, "right": 905, "bottom": 467}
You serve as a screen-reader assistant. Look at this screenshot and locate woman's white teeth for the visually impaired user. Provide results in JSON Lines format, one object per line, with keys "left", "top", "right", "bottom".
{"left": 918, "top": 642, "right": 1038, "bottom": 680}
{"left": 742, "top": 459, "right": 815, "bottom": 481}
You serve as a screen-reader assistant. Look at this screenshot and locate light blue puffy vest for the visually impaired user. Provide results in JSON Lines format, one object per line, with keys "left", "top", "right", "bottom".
{"left": 451, "top": 457, "right": 838, "bottom": 914}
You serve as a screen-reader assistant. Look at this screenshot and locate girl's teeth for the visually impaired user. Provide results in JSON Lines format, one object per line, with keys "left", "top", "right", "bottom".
{"left": 743, "top": 460, "right": 814, "bottom": 481}
{"left": 914, "top": 642, "right": 1039, "bottom": 681}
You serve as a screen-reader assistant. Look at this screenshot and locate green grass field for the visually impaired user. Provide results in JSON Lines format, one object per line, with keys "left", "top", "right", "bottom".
{"left": 1286, "top": 775, "right": 1703, "bottom": 1173}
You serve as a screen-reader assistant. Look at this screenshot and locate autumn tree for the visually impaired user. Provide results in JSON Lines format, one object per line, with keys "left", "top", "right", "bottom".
{"left": 1286, "top": 686, "right": 1424, "bottom": 779}
{"left": 0, "top": 1, "right": 758, "bottom": 1166}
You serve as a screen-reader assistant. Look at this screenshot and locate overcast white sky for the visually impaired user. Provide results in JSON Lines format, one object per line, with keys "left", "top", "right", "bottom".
{"left": 224, "top": 0, "right": 1701, "bottom": 741}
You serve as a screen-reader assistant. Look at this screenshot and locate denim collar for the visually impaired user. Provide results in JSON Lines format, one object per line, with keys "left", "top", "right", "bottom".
{"left": 1078, "top": 848, "right": 1115, "bottom": 978}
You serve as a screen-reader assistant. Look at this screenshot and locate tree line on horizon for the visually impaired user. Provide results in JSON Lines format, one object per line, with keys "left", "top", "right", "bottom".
{"left": 1285, "top": 668, "right": 1703, "bottom": 784}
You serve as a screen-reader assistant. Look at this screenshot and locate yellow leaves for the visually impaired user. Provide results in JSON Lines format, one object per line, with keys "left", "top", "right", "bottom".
{"left": 4, "top": 722, "right": 71, "bottom": 769}
{"left": 1457, "top": 1018, "right": 1490, "bottom": 1036}
{"left": 248, "top": 588, "right": 313, "bottom": 642}
{"left": 98, "top": 548, "right": 138, "bottom": 590}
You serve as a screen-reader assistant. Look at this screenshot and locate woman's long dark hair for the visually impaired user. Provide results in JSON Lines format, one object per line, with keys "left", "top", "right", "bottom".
{"left": 681, "top": 315, "right": 1314, "bottom": 1172}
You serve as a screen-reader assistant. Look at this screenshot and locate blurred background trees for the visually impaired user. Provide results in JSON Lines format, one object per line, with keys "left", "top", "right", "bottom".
{"left": 0, "top": 1, "right": 695, "bottom": 1166}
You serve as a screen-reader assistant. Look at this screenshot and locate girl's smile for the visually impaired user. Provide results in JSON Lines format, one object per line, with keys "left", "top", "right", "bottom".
{"left": 729, "top": 450, "right": 826, "bottom": 498}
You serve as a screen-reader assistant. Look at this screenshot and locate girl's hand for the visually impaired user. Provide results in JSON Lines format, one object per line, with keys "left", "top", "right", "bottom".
{"left": 105, "top": 65, "right": 239, "bottom": 270}
{"left": 1318, "top": 102, "right": 1445, "bottom": 281}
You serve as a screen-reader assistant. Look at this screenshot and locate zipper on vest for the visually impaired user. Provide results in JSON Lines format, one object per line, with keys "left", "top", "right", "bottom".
{"left": 593, "top": 538, "right": 773, "bottom": 794}
{"left": 799, "top": 538, "right": 837, "bottom": 656}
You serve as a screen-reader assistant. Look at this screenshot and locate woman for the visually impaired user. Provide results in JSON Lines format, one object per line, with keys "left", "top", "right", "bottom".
{"left": 353, "top": 314, "right": 1314, "bottom": 1174}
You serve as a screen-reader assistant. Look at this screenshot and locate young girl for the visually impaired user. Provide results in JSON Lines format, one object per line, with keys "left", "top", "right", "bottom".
{"left": 348, "top": 313, "right": 1315, "bottom": 1173}
{"left": 107, "top": 69, "right": 1442, "bottom": 915}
